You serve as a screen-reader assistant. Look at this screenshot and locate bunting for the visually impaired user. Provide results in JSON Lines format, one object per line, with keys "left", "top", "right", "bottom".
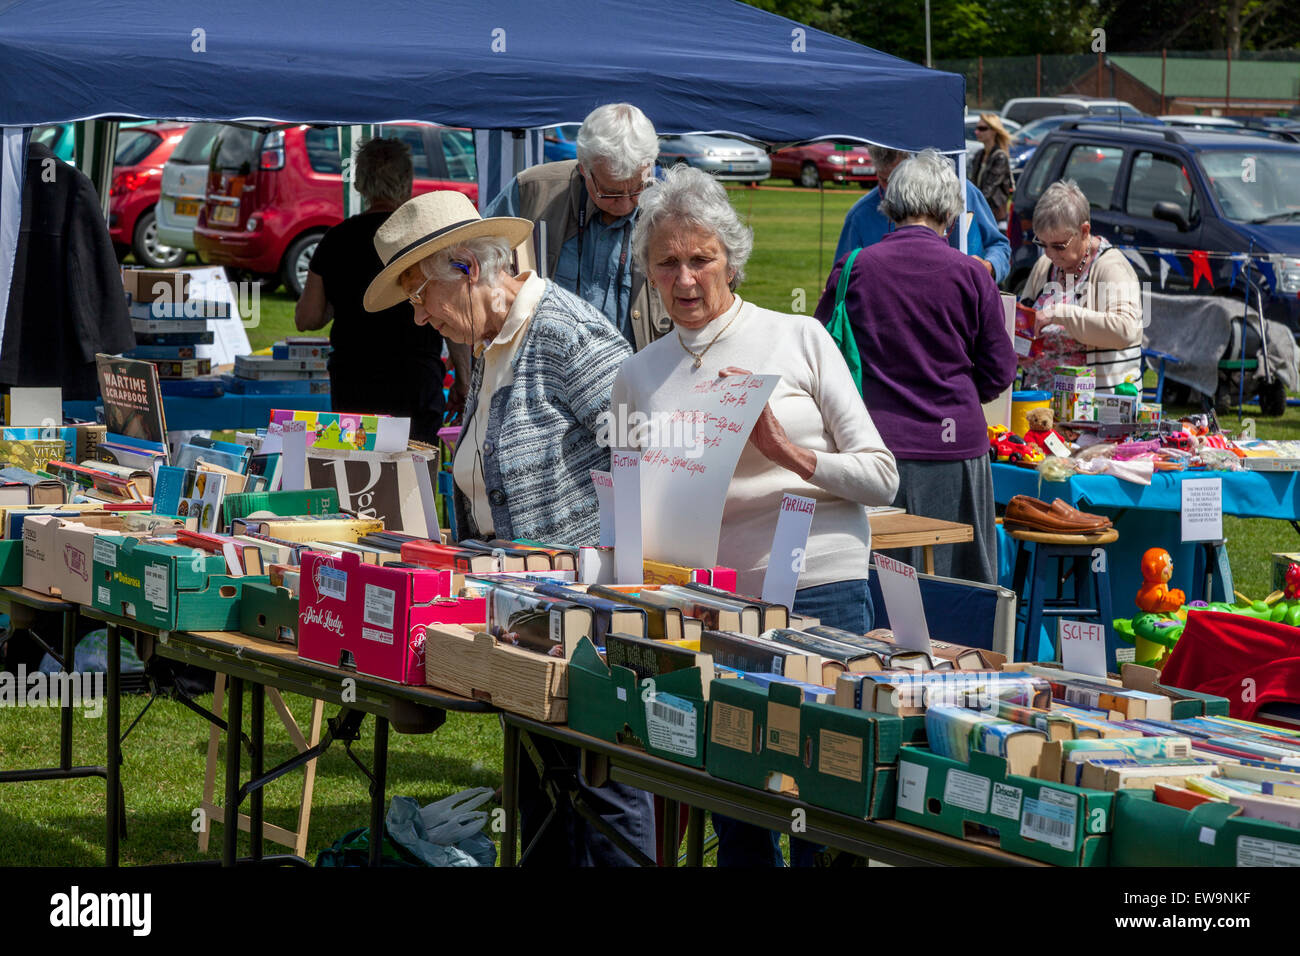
{"left": 1189, "top": 249, "right": 1214, "bottom": 290}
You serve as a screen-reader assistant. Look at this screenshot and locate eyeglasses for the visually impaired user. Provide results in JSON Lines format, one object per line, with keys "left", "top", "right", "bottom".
{"left": 1032, "top": 233, "right": 1078, "bottom": 252}
{"left": 974, "top": 125, "right": 991, "bottom": 132}
{"left": 584, "top": 167, "right": 648, "bottom": 201}
{"left": 407, "top": 275, "right": 434, "bottom": 307}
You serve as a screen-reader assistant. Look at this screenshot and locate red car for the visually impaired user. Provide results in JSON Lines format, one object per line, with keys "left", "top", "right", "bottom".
{"left": 770, "top": 141, "right": 875, "bottom": 188}
{"left": 109, "top": 122, "right": 190, "bottom": 268}
{"left": 194, "top": 124, "right": 478, "bottom": 297}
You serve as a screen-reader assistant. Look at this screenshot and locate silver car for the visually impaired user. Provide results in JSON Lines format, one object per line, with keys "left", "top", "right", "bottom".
{"left": 156, "top": 122, "right": 224, "bottom": 252}
{"left": 657, "top": 133, "right": 771, "bottom": 183}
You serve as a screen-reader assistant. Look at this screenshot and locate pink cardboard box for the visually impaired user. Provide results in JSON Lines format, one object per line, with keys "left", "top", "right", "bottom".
{"left": 297, "top": 550, "right": 485, "bottom": 685}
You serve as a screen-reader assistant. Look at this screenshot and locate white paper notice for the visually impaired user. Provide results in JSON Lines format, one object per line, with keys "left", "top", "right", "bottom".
{"left": 412, "top": 453, "right": 441, "bottom": 540}
{"left": 1059, "top": 619, "right": 1108, "bottom": 677}
{"left": 590, "top": 470, "right": 615, "bottom": 547}
{"left": 1181, "top": 477, "right": 1223, "bottom": 542}
{"left": 260, "top": 421, "right": 285, "bottom": 456}
{"left": 638, "top": 372, "right": 779, "bottom": 567}
{"left": 873, "top": 553, "right": 932, "bottom": 655}
{"left": 280, "top": 421, "right": 309, "bottom": 492}
{"left": 10, "top": 387, "right": 62, "bottom": 428}
{"left": 761, "top": 493, "right": 816, "bottom": 609}
{"left": 611, "top": 452, "right": 642, "bottom": 584}
{"left": 981, "top": 294, "right": 1016, "bottom": 430}
{"left": 185, "top": 266, "right": 252, "bottom": 367}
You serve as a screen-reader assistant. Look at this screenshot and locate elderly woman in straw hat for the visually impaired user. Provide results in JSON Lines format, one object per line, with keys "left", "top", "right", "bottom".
{"left": 365, "top": 190, "right": 632, "bottom": 546}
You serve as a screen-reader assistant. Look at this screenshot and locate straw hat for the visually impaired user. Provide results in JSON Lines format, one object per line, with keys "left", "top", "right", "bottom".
{"left": 363, "top": 191, "right": 532, "bottom": 312}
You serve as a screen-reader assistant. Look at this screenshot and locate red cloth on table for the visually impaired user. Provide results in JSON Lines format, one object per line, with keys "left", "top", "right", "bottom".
{"left": 1161, "top": 610, "right": 1300, "bottom": 723}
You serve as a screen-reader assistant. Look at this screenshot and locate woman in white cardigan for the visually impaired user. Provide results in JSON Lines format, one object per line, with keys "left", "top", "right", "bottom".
{"left": 1020, "top": 180, "right": 1144, "bottom": 389}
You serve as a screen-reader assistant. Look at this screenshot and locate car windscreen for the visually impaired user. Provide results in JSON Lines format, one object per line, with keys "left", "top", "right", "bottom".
{"left": 115, "top": 130, "right": 161, "bottom": 166}
{"left": 1199, "top": 149, "right": 1300, "bottom": 224}
{"left": 1011, "top": 117, "right": 1068, "bottom": 147}
{"left": 171, "top": 123, "right": 223, "bottom": 165}
{"left": 210, "top": 127, "right": 259, "bottom": 174}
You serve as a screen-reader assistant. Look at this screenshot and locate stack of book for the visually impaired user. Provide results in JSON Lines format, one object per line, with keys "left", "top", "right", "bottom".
{"left": 224, "top": 338, "right": 331, "bottom": 395}
{"left": 121, "top": 268, "right": 228, "bottom": 380}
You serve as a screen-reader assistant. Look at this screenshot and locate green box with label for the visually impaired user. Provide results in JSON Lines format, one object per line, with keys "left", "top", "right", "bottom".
{"left": 91, "top": 536, "right": 262, "bottom": 631}
{"left": 894, "top": 745, "right": 1113, "bottom": 866}
{"left": 706, "top": 677, "right": 904, "bottom": 819}
{"left": 239, "top": 582, "right": 300, "bottom": 644}
{"left": 1112, "top": 789, "right": 1300, "bottom": 866}
{"left": 566, "top": 637, "right": 709, "bottom": 769}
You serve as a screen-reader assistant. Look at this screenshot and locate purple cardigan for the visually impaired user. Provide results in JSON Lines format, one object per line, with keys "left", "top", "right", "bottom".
{"left": 814, "top": 225, "right": 1017, "bottom": 461}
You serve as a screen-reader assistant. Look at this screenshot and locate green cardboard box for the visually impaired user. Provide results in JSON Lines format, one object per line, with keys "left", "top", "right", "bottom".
{"left": 239, "top": 582, "right": 299, "bottom": 644}
{"left": 706, "top": 677, "right": 903, "bottom": 819}
{"left": 221, "top": 488, "right": 339, "bottom": 531}
{"left": 895, "top": 745, "right": 1113, "bottom": 866}
{"left": 566, "top": 637, "right": 709, "bottom": 768}
{"left": 1121, "top": 663, "right": 1230, "bottom": 718}
{"left": 91, "top": 537, "right": 263, "bottom": 631}
{"left": 0, "top": 538, "right": 22, "bottom": 586}
{"left": 1112, "top": 789, "right": 1300, "bottom": 866}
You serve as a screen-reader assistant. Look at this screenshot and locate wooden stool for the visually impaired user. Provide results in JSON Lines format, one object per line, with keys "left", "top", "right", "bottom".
{"left": 1009, "top": 527, "right": 1119, "bottom": 662}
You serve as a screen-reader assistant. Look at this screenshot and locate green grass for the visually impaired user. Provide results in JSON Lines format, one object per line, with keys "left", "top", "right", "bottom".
{"left": 10, "top": 185, "right": 1295, "bottom": 866}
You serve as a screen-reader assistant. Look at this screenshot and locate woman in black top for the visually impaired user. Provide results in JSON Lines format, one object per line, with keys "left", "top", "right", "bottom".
{"left": 969, "top": 113, "right": 1013, "bottom": 229}
{"left": 295, "top": 137, "right": 465, "bottom": 442}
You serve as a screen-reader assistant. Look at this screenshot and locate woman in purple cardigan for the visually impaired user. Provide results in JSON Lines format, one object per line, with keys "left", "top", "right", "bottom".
{"left": 814, "top": 150, "right": 1017, "bottom": 584}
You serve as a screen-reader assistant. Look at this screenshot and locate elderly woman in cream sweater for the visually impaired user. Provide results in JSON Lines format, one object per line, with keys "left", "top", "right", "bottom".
{"left": 1020, "top": 179, "right": 1144, "bottom": 388}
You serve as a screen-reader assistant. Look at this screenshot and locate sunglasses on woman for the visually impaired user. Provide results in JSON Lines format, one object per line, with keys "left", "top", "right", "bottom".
{"left": 974, "top": 125, "right": 990, "bottom": 132}
{"left": 1032, "top": 234, "right": 1077, "bottom": 252}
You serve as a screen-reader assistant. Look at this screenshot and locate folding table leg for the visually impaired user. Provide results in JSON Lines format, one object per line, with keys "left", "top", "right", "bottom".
{"left": 223, "top": 676, "right": 243, "bottom": 867}
{"left": 501, "top": 720, "right": 519, "bottom": 868}
{"left": 368, "top": 716, "right": 389, "bottom": 868}
{"left": 106, "top": 622, "right": 121, "bottom": 868}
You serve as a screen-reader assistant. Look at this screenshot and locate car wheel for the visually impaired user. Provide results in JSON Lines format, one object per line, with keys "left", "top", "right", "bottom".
{"left": 1010, "top": 452, "right": 1022, "bottom": 464}
{"left": 799, "top": 162, "right": 820, "bottom": 189}
{"left": 282, "top": 233, "right": 322, "bottom": 299}
{"left": 1259, "top": 379, "right": 1288, "bottom": 418}
{"left": 132, "top": 209, "right": 187, "bottom": 269}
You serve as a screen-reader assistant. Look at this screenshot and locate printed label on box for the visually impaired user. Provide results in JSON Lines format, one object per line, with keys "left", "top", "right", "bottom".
{"left": 1237, "top": 835, "right": 1300, "bottom": 867}
{"left": 818, "top": 729, "right": 863, "bottom": 783}
{"left": 144, "top": 563, "right": 168, "bottom": 610}
{"left": 1021, "top": 788, "right": 1078, "bottom": 851}
{"left": 766, "top": 701, "right": 800, "bottom": 757}
{"left": 361, "top": 626, "right": 394, "bottom": 646}
{"left": 897, "top": 761, "right": 928, "bottom": 814}
{"left": 616, "top": 686, "right": 627, "bottom": 702}
{"left": 363, "top": 583, "right": 395, "bottom": 630}
{"left": 710, "top": 700, "right": 754, "bottom": 753}
{"left": 93, "top": 539, "right": 117, "bottom": 568}
{"left": 1114, "top": 646, "right": 1136, "bottom": 664}
{"left": 1199, "top": 826, "right": 1217, "bottom": 846}
{"left": 317, "top": 565, "right": 347, "bottom": 602}
{"left": 943, "top": 768, "right": 991, "bottom": 814}
{"left": 97, "top": 586, "right": 110, "bottom": 606}
{"left": 992, "top": 782, "right": 1023, "bottom": 820}
{"left": 645, "top": 692, "right": 697, "bottom": 758}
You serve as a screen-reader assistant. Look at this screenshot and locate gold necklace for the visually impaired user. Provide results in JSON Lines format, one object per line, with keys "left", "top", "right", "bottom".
{"left": 677, "top": 304, "right": 741, "bottom": 370}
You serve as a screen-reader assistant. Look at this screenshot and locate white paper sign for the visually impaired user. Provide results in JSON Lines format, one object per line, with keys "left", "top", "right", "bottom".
{"left": 873, "top": 553, "right": 931, "bottom": 655}
{"left": 611, "top": 452, "right": 642, "bottom": 584}
{"left": 412, "top": 453, "right": 441, "bottom": 540}
{"left": 981, "top": 294, "right": 1016, "bottom": 430}
{"left": 761, "top": 493, "right": 816, "bottom": 609}
{"left": 184, "top": 266, "right": 253, "bottom": 367}
{"left": 1181, "top": 477, "right": 1223, "bottom": 542}
{"left": 590, "top": 470, "right": 615, "bottom": 548}
{"left": 10, "top": 387, "right": 62, "bottom": 428}
{"left": 280, "top": 421, "right": 309, "bottom": 492}
{"left": 259, "top": 421, "right": 285, "bottom": 456}
{"left": 1059, "top": 619, "right": 1108, "bottom": 677}
{"left": 638, "top": 372, "right": 779, "bottom": 567}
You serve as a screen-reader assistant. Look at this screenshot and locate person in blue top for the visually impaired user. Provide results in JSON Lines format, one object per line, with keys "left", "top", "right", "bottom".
{"left": 835, "top": 145, "right": 1011, "bottom": 284}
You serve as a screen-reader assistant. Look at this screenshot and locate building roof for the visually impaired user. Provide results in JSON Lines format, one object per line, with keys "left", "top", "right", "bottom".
{"left": 1110, "top": 54, "right": 1300, "bottom": 101}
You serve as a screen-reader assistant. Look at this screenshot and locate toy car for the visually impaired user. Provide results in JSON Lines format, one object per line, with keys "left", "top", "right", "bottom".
{"left": 988, "top": 425, "right": 1045, "bottom": 465}
{"left": 1161, "top": 430, "right": 1195, "bottom": 452}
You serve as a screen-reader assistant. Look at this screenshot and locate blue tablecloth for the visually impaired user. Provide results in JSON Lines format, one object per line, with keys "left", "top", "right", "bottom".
{"left": 992, "top": 464, "right": 1300, "bottom": 663}
{"left": 64, "top": 393, "right": 333, "bottom": 433}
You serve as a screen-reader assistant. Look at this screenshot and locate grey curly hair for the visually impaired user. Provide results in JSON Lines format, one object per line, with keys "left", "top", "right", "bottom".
{"left": 631, "top": 163, "right": 753, "bottom": 289}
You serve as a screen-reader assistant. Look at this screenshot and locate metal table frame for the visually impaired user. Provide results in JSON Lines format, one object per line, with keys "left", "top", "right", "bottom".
{"left": 500, "top": 715, "right": 1047, "bottom": 868}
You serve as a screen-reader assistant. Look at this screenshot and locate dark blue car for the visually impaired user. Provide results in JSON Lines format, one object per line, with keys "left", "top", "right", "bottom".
{"left": 1008, "top": 114, "right": 1166, "bottom": 178}
{"left": 1009, "top": 122, "right": 1300, "bottom": 334}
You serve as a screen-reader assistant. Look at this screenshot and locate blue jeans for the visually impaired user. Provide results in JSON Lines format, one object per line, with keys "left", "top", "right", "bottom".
{"left": 714, "top": 578, "right": 873, "bottom": 867}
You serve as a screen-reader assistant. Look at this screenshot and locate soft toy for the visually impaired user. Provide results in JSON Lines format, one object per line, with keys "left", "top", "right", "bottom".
{"left": 1023, "top": 406, "right": 1065, "bottom": 453}
{"left": 1136, "top": 547, "right": 1186, "bottom": 614}
{"left": 1286, "top": 563, "right": 1300, "bottom": 600}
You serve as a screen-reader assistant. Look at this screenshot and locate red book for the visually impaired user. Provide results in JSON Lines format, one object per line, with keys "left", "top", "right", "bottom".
{"left": 1153, "top": 783, "right": 1216, "bottom": 811}
{"left": 399, "top": 540, "right": 499, "bottom": 573}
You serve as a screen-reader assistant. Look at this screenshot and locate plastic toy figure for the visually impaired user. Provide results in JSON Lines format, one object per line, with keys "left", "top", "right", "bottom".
{"left": 1136, "top": 547, "right": 1186, "bottom": 614}
{"left": 1287, "top": 563, "right": 1300, "bottom": 601}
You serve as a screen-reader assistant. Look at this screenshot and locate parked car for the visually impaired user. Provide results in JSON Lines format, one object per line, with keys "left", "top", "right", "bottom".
{"left": 1159, "top": 115, "right": 1300, "bottom": 144}
{"left": 1001, "top": 96, "right": 1143, "bottom": 126}
{"left": 156, "top": 122, "right": 226, "bottom": 254}
{"left": 30, "top": 120, "right": 154, "bottom": 166}
{"left": 1008, "top": 121, "right": 1300, "bottom": 337}
{"left": 1008, "top": 114, "right": 1165, "bottom": 177}
{"left": 194, "top": 123, "right": 478, "bottom": 297}
{"left": 657, "top": 133, "right": 770, "bottom": 183}
{"left": 543, "top": 124, "right": 580, "bottom": 163}
{"left": 770, "top": 141, "right": 874, "bottom": 188}
{"left": 108, "top": 122, "right": 190, "bottom": 268}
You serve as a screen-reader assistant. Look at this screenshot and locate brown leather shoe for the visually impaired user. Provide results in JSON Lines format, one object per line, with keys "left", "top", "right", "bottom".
{"left": 1005, "top": 495, "right": 1111, "bottom": 533}
{"left": 1050, "top": 499, "right": 1112, "bottom": 529}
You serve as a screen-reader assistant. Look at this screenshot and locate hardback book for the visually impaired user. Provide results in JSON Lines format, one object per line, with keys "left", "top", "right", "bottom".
{"left": 757, "top": 628, "right": 883, "bottom": 686}
{"left": 232, "top": 514, "right": 385, "bottom": 544}
{"left": 400, "top": 539, "right": 506, "bottom": 573}
{"left": 1048, "top": 679, "right": 1173, "bottom": 721}
{"left": 125, "top": 344, "right": 199, "bottom": 361}
{"left": 925, "top": 704, "right": 1048, "bottom": 776}
{"left": 134, "top": 330, "right": 214, "bottom": 346}
{"left": 993, "top": 700, "right": 1081, "bottom": 742}
{"left": 603, "top": 632, "right": 715, "bottom": 695}
{"left": 46, "top": 460, "right": 149, "bottom": 503}
{"left": 92, "top": 435, "right": 167, "bottom": 471}
{"left": 220, "top": 488, "right": 338, "bottom": 528}
{"left": 1059, "top": 736, "right": 1194, "bottom": 762}
{"left": 531, "top": 583, "right": 649, "bottom": 644}
{"left": 635, "top": 587, "right": 744, "bottom": 634}
{"left": 1153, "top": 783, "right": 1218, "bottom": 810}
{"left": 867, "top": 671, "right": 1051, "bottom": 717}
{"left": 681, "top": 582, "right": 789, "bottom": 630}
{"left": 738, "top": 671, "right": 835, "bottom": 704}
{"left": 805, "top": 624, "right": 933, "bottom": 670}
{"left": 486, "top": 583, "right": 594, "bottom": 658}
{"left": 0, "top": 467, "right": 66, "bottom": 505}
{"left": 152, "top": 465, "right": 228, "bottom": 533}
{"left": 657, "top": 586, "right": 761, "bottom": 635}
{"left": 500, "top": 539, "right": 578, "bottom": 571}
{"left": 1076, "top": 757, "right": 1222, "bottom": 791}
{"left": 588, "top": 584, "right": 686, "bottom": 641}
{"left": 698, "top": 629, "right": 818, "bottom": 682}
{"left": 174, "top": 441, "right": 253, "bottom": 475}
{"left": 459, "top": 539, "right": 550, "bottom": 571}
{"left": 153, "top": 358, "right": 213, "bottom": 379}
{"left": 662, "top": 585, "right": 761, "bottom": 634}
{"left": 0, "top": 439, "right": 70, "bottom": 473}
{"left": 642, "top": 558, "right": 717, "bottom": 587}
{"left": 95, "top": 354, "right": 169, "bottom": 464}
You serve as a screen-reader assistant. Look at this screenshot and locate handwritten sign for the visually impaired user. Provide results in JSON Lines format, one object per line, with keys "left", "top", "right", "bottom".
{"left": 1180, "top": 477, "right": 1223, "bottom": 542}
{"left": 874, "top": 553, "right": 931, "bottom": 655}
{"left": 590, "top": 470, "right": 615, "bottom": 547}
{"left": 639, "top": 373, "right": 779, "bottom": 567}
{"left": 761, "top": 493, "right": 816, "bottom": 609}
{"left": 280, "top": 421, "right": 309, "bottom": 492}
{"left": 1059, "top": 619, "right": 1108, "bottom": 677}
{"left": 611, "top": 453, "right": 642, "bottom": 583}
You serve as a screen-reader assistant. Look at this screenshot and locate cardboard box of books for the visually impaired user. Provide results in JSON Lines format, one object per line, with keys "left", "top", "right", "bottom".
{"left": 1004, "top": 661, "right": 1229, "bottom": 724}
{"left": 424, "top": 622, "right": 567, "bottom": 722}
{"left": 707, "top": 677, "right": 903, "bottom": 818}
{"left": 566, "top": 636, "right": 710, "bottom": 768}
{"left": 1111, "top": 789, "right": 1300, "bottom": 867}
{"left": 895, "top": 746, "right": 1114, "bottom": 866}
{"left": 90, "top": 537, "right": 260, "bottom": 631}
{"left": 297, "top": 550, "right": 476, "bottom": 685}
{"left": 239, "top": 582, "right": 300, "bottom": 646}
{"left": 23, "top": 516, "right": 141, "bottom": 605}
